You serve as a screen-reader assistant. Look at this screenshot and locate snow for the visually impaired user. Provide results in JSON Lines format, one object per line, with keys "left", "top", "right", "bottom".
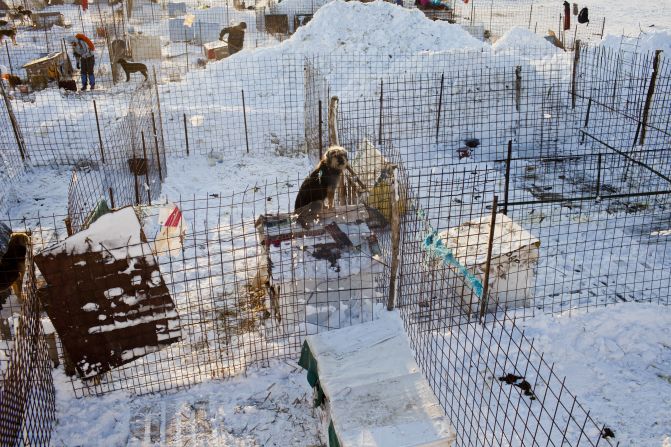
{"left": 305, "top": 311, "right": 456, "bottom": 446}
{"left": 520, "top": 303, "right": 671, "bottom": 446}
{"left": 82, "top": 302, "right": 100, "bottom": 312}
{"left": 0, "top": 0, "right": 670, "bottom": 445}
{"left": 41, "top": 207, "right": 149, "bottom": 261}
{"left": 493, "top": 27, "right": 562, "bottom": 56}
{"left": 50, "top": 359, "right": 321, "bottom": 446}
{"left": 599, "top": 28, "right": 671, "bottom": 55}
{"left": 275, "top": 0, "right": 485, "bottom": 55}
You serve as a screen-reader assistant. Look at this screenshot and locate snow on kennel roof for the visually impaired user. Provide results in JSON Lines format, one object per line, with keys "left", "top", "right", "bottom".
{"left": 41, "top": 207, "right": 147, "bottom": 258}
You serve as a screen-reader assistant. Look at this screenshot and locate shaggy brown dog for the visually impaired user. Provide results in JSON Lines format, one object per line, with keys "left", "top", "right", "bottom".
{"left": 57, "top": 79, "right": 77, "bottom": 92}
{"left": 294, "top": 146, "right": 348, "bottom": 213}
{"left": 117, "top": 58, "right": 148, "bottom": 82}
{"left": 0, "top": 232, "right": 29, "bottom": 299}
{"left": 0, "top": 28, "right": 17, "bottom": 45}
{"left": 1, "top": 73, "right": 25, "bottom": 89}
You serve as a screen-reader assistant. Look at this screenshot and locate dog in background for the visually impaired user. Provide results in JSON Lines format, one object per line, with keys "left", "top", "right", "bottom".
{"left": 294, "top": 146, "right": 348, "bottom": 215}
{"left": 0, "top": 28, "right": 17, "bottom": 45}
{"left": 58, "top": 79, "right": 77, "bottom": 92}
{"left": 8, "top": 6, "right": 32, "bottom": 26}
{"left": 116, "top": 58, "right": 148, "bottom": 82}
{"left": 1, "top": 72, "right": 25, "bottom": 90}
{"left": 0, "top": 231, "right": 30, "bottom": 301}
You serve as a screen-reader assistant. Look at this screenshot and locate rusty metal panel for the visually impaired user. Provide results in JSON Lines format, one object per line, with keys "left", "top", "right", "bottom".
{"left": 34, "top": 207, "right": 181, "bottom": 378}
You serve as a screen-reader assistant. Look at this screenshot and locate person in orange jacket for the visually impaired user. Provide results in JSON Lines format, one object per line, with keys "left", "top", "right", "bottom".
{"left": 67, "top": 35, "right": 95, "bottom": 90}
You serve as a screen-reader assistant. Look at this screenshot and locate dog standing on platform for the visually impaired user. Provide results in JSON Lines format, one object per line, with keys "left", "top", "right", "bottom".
{"left": 294, "top": 146, "right": 348, "bottom": 215}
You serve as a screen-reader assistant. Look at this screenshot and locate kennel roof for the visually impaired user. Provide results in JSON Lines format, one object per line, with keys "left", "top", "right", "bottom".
{"left": 299, "top": 311, "right": 457, "bottom": 446}
{"left": 437, "top": 213, "right": 540, "bottom": 267}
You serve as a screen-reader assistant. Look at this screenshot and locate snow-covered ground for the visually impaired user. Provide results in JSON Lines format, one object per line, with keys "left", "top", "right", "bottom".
{"left": 520, "top": 303, "right": 671, "bottom": 445}
{"left": 0, "top": 0, "right": 670, "bottom": 445}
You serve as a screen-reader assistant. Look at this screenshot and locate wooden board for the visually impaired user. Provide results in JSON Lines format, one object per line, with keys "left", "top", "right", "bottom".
{"left": 34, "top": 207, "right": 181, "bottom": 378}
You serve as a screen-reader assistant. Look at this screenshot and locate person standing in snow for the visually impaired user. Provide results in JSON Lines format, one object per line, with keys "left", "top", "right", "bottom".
{"left": 219, "top": 22, "right": 247, "bottom": 56}
{"left": 67, "top": 35, "right": 95, "bottom": 91}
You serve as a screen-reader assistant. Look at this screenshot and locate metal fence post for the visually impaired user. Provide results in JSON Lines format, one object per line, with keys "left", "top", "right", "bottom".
{"left": 242, "top": 89, "right": 250, "bottom": 154}
{"left": 93, "top": 100, "right": 106, "bottom": 164}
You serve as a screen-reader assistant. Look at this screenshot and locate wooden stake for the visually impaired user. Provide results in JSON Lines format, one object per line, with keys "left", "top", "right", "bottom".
{"left": 515, "top": 66, "right": 522, "bottom": 112}
{"left": 640, "top": 50, "right": 663, "bottom": 146}
{"left": 183, "top": 113, "right": 190, "bottom": 156}
{"left": 93, "top": 100, "right": 105, "bottom": 164}
{"left": 318, "top": 99, "right": 323, "bottom": 159}
{"left": 387, "top": 167, "right": 401, "bottom": 311}
{"left": 503, "top": 141, "right": 512, "bottom": 215}
{"left": 571, "top": 40, "right": 581, "bottom": 109}
{"left": 328, "top": 96, "right": 340, "bottom": 146}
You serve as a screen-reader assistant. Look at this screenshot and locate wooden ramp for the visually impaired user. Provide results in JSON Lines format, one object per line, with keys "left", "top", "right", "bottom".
{"left": 299, "top": 312, "right": 456, "bottom": 447}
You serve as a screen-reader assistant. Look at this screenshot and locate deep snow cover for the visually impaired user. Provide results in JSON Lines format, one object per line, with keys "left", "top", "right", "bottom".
{"left": 0, "top": 0, "right": 670, "bottom": 445}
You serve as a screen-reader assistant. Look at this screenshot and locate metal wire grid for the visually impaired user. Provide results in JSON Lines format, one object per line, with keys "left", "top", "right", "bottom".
{"left": 64, "top": 84, "right": 166, "bottom": 233}
{"left": 0, "top": 83, "right": 26, "bottom": 211}
{"left": 0, "top": 3, "right": 124, "bottom": 89}
{"left": 157, "top": 54, "right": 306, "bottom": 158}
{"left": 0, "top": 247, "right": 56, "bottom": 447}
{"left": 395, "top": 164, "right": 664, "bottom": 446}
{"left": 449, "top": 0, "right": 605, "bottom": 50}
{"left": 28, "top": 177, "right": 384, "bottom": 397}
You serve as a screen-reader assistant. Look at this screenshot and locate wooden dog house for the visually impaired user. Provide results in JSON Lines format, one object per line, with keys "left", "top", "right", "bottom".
{"left": 203, "top": 41, "right": 229, "bottom": 61}
{"left": 22, "top": 52, "right": 72, "bottom": 90}
{"left": 31, "top": 11, "right": 65, "bottom": 29}
{"left": 264, "top": 14, "right": 289, "bottom": 35}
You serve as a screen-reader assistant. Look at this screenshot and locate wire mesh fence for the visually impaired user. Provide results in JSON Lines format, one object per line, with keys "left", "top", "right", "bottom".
{"left": 0, "top": 242, "right": 56, "bottom": 447}
{"left": 0, "top": 14, "right": 669, "bottom": 445}
{"left": 0, "top": 0, "right": 610, "bottom": 95}
{"left": 66, "top": 83, "right": 167, "bottom": 233}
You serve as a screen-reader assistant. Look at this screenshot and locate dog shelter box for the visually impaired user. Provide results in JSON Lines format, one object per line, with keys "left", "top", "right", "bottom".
{"left": 169, "top": 18, "right": 194, "bottom": 41}
{"left": 203, "top": 41, "right": 229, "bottom": 61}
{"left": 34, "top": 207, "right": 182, "bottom": 379}
{"left": 433, "top": 213, "right": 540, "bottom": 315}
{"left": 23, "top": 52, "right": 71, "bottom": 90}
{"left": 167, "top": 1, "right": 187, "bottom": 17}
{"left": 299, "top": 311, "right": 457, "bottom": 447}
{"left": 129, "top": 34, "right": 162, "bottom": 60}
{"left": 265, "top": 14, "right": 289, "bottom": 35}
{"left": 192, "top": 21, "right": 220, "bottom": 45}
{"left": 31, "top": 11, "right": 65, "bottom": 29}
{"left": 255, "top": 204, "right": 386, "bottom": 331}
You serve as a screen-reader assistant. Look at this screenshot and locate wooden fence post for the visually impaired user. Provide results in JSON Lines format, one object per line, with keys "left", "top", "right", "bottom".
{"left": 479, "top": 195, "right": 498, "bottom": 322}
{"left": 639, "top": 50, "right": 663, "bottom": 146}
{"left": 387, "top": 167, "right": 401, "bottom": 311}
{"left": 571, "top": 40, "right": 581, "bottom": 109}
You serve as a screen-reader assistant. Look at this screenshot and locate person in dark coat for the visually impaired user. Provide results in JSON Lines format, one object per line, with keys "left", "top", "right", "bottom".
{"left": 219, "top": 22, "right": 247, "bottom": 55}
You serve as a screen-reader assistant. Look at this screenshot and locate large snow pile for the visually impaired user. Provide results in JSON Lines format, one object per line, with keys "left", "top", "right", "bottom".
{"left": 275, "top": 0, "right": 484, "bottom": 55}
{"left": 599, "top": 29, "right": 671, "bottom": 55}
{"left": 521, "top": 303, "right": 671, "bottom": 445}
